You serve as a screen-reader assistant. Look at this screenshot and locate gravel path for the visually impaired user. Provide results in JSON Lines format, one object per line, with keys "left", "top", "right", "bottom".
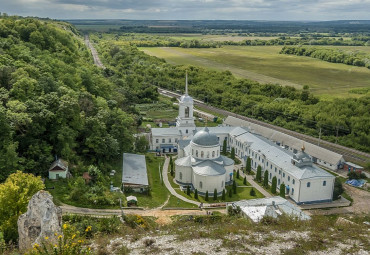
{"left": 84, "top": 34, "right": 105, "bottom": 68}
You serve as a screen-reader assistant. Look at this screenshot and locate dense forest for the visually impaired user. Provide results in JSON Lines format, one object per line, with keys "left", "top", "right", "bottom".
{"left": 280, "top": 46, "right": 370, "bottom": 69}
{"left": 94, "top": 37, "right": 370, "bottom": 153}
{"left": 0, "top": 16, "right": 158, "bottom": 181}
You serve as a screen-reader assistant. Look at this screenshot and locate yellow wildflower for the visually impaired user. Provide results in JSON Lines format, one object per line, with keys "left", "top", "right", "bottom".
{"left": 63, "top": 224, "right": 67, "bottom": 229}
{"left": 58, "top": 235, "right": 63, "bottom": 239}
{"left": 72, "top": 234, "right": 76, "bottom": 239}
{"left": 85, "top": 226, "right": 92, "bottom": 232}
{"left": 54, "top": 244, "right": 58, "bottom": 248}
{"left": 54, "top": 232, "right": 58, "bottom": 236}
{"left": 33, "top": 243, "right": 39, "bottom": 248}
{"left": 44, "top": 236, "right": 49, "bottom": 240}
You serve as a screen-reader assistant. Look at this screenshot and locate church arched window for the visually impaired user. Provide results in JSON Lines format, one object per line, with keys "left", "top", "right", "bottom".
{"left": 192, "top": 149, "right": 194, "bottom": 155}
{"left": 201, "top": 151, "right": 204, "bottom": 158}
{"left": 212, "top": 151, "right": 215, "bottom": 158}
{"left": 185, "top": 107, "right": 189, "bottom": 117}
{"left": 221, "top": 181, "right": 224, "bottom": 187}
{"left": 196, "top": 150, "right": 198, "bottom": 157}
{"left": 199, "top": 181, "right": 203, "bottom": 189}
{"left": 207, "top": 152, "right": 210, "bottom": 158}
{"left": 180, "top": 172, "right": 182, "bottom": 180}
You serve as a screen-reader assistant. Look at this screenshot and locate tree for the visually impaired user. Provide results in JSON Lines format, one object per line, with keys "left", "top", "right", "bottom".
{"left": 194, "top": 189, "right": 198, "bottom": 199}
{"left": 222, "top": 139, "right": 227, "bottom": 155}
{"left": 333, "top": 178, "right": 344, "bottom": 200}
{"left": 256, "top": 165, "right": 262, "bottom": 182}
{"left": 170, "top": 161, "right": 174, "bottom": 177}
{"left": 280, "top": 183, "right": 286, "bottom": 198}
{"left": 246, "top": 157, "right": 251, "bottom": 174}
{"left": 231, "top": 147, "right": 235, "bottom": 160}
{"left": 271, "top": 176, "right": 277, "bottom": 194}
{"left": 250, "top": 188, "right": 256, "bottom": 196}
{"left": 205, "top": 191, "right": 209, "bottom": 201}
{"left": 228, "top": 188, "right": 232, "bottom": 198}
{"left": 233, "top": 180, "right": 237, "bottom": 194}
{"left": 243, "top": 176, "right": 247, "bottom": 185}
{"left": 0, "top": 171, "right": 45, "bottom": 242}
{"left": 236, "top": 169, "right": 240, "bottom": 179}
{"left": 213, "top": 189, "right": 218, "bottom": 201}
{"left": 186, "top": 185, "right": 191, "bottom": 196}
{"left": 222, "top": 189, "right": 226, "bottom": 200}
{"left": 263, "top": 170, "right": 269, "bottom": 187}
{"left": 135, "top": 136, "right": 148, "bottom": 153}
{"left": 169, "top": 155, "right": 173, "bottom": 166}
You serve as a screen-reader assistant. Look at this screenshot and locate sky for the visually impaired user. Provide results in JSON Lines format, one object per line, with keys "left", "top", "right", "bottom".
{"left": 1, "top": 0, "right": 370, "bottom": 20}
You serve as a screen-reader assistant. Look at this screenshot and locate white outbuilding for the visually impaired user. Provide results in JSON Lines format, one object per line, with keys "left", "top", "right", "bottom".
{"left": 48, "top": 159, "right": 69, "bottom": 180}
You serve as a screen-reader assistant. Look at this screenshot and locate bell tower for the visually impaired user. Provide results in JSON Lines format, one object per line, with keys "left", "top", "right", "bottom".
{"left": 176, "top": 72, "right": 196, "bottom": 135}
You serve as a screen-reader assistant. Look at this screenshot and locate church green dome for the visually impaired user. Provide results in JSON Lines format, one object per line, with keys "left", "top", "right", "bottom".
{"left": 192, "top": 127, "right": 219, "bottom": 146}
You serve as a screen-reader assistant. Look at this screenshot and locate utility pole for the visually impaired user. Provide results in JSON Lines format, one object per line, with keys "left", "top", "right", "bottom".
{"left": 318, "top": 127, "right": 321, "bottom": 146}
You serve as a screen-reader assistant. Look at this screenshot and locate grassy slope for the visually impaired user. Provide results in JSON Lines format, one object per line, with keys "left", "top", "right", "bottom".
{"left": 140, "top": 46, "right": 370, "bottom": 98}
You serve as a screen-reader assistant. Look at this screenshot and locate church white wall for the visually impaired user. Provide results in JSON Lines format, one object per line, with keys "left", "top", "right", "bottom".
{"left": 175, "top": 165, "right": 192, "bottom": 184}
{"left": 224, "top": 165, "right": 234, "bottom": 183}
{"left": 190, "top": 143, "right": 220, "bottom": 160}
{"left": 193, "top": 173, "right": 224, "bottom": 195}
{"left": 297, "top": 177, "right": 335, "bottom": 203}
{"left": 49, "top": 170, "right": 67, "bottom": 180}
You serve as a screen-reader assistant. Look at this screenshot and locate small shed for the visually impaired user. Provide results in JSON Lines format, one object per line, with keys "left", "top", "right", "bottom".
{"left": 343, "top": 162, "right": 364, "bottom": 173}
{"left": 48, "top": 159, "right": 69, "bottom": 180}
{"left": 122, "top": 153, "right": 149, "bottom": 193}
{"left": 127, "top": 195, "right": 138, "bottom": 206}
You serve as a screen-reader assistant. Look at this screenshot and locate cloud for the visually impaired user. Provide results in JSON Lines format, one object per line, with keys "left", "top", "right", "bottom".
{"left": 1, "top": 0, "right": 369, "bottom": 20}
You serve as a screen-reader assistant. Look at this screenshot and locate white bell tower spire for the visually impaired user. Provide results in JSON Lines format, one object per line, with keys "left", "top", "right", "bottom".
{"left": 176, "top": 71, "right": 196, "bottom": 135}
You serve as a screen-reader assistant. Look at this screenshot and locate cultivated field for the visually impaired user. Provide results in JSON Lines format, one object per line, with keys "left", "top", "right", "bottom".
{"left": 141, "top": 46, "right": 370, "bottom": 98}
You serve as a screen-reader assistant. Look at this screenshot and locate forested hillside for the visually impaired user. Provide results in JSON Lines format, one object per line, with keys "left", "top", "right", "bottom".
{"left": 94, "top": 38, "right": 370, "bottom": 153}
{"left": 0, "top": 17, "right": 157, "bottom": 181}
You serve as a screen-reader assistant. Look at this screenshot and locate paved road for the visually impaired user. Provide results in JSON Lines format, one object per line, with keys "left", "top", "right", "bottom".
{"left": 84, "top": 35, "right": 105, "bottom": 68}
{"left": 158, "top": 88, "right": 370, "bottom": 164}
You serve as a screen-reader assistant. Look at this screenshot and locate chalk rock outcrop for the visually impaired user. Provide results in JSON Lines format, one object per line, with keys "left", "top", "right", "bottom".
{"left": 18, "top": 190, "right": 62, "bottom": 251}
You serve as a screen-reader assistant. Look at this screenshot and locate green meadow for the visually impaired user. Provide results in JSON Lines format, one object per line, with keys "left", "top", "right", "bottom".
{"left": 141, "top": 45, "right": 370, "bottom": 98}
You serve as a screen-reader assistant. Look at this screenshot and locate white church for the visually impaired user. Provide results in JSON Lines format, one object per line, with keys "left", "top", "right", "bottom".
{"left": 150, "top": 74, "right": 335, "bottom": 204}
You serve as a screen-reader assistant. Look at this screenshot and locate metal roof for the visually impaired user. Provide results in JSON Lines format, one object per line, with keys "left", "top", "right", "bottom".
{"left": 175, "top": 156, "right": 192, "bottom": 167}
{"left": 232, "top": 196, "right": 310, "bottom": 222}
{"left": 192, "top": 160, "right": 226, "bottom": 176}
{"left": 151, "top": 127, "right": 181, "bottom": 136}
{"left": 224, "top": 116, "right": 344, "bottom": 165}
{"left": 49, "top": 159, "right": 68, "bottom": 172}
{"left": 122, "top": 153, "right": 149, "bottom": 186}
{"left": 192, "top": 127, "right": 219, "bottom": 146}
{"left": 235, "top": 132, "right": 334, "bottom": 180}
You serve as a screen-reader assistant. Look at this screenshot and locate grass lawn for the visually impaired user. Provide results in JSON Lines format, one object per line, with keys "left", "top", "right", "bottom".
{"left": 140, "top": 46, "right": 370, "bottom": 98}
{"left": 167, "top": 171, "right": 264, "bottom": 204}
{"left": 163, "top": 195, "right": 198, "bottom": 209}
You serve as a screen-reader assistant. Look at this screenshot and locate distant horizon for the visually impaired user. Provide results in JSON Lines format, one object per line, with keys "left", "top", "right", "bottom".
{"left": 2, "top": 0, "right": 370, "bottom": 21}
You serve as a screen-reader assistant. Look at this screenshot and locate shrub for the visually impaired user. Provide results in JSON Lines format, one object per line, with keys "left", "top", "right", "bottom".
{"left": 213, "top": 189, "right": 217, "bottom": 201}
{"left": 236, "top": 170, "right": 240, "bottom": 179}
{"left": 263, "top": 170, "right": 269, "bottom": 187}
{"left": 233, "top": 180, "right": 237, "bottom": 194}
{"left": 243, "top": 176, "right": 247, "bottom": 185}
{"left": 205, "top": 191, "right": 209, "bottom": 201}
{"left": 228, "top": 188, "right": 232, "bottom": 198}
{"left": 280, "top": 183, "right": 286, "bottom": 198}
{"left": 347, "top": 171, "right": 366, "bottom": 180}
{"left": 231, "top": 147, "right": 235, "bottom": 160}
{"left": 250, "top": 188, "right": 256, "bottom": 196}
{"left": 186, "top": 185, "right": 190, "bottom": 196}
{"left": 222, "top": 140, "right": 227, "bottom": 155}
{"left": 227, "top": 205, "right": 241, "bottom": 216}
{"left": 246, "top": 157, "right": 251, "bottom": 174}
{"left": 222, "top": 189, "right": 225, "bottom": 200}
{"left": 256, "top": 165, "right": 262, "bottom": 182}
{"left": 271, "top": 177, "right": 277, "bottom": 194}
{"left": 194, "top": 189, "right": 198, "bottom": 199}
{"left": 333, "top": 178, "right": 344, "bottom": 200}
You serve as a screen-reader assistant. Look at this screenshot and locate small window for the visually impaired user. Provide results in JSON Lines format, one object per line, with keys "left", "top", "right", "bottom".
{"left": 169, "top": 138, "right": 171, "bottom": 143}
{"left": 186, "top": 129, "right": 188, "bottom": 134}
{"left": 267, "top": 162, "right": 269, "bottom": 166}
{"left": 291, "top": 188, "right": 294, "bottom": 195}
{"left": 275, "top": 167, "right": 277, "bottom": 172}
{"left": 212, "top": 151, "right": 215, "bottom": 157}
{"left": 201, "top": 151, "right": 204, "bottom": 158}
{"left": 307, "top": 182, "right": 311, "bottom": 188}
{"left": 278, "top": 179, "right": 280, "bottom": 185}
{"left": 207, "top": 151, "right": 210, "bottom": 158}
{"left": 279, "top": 170, "right": 281, "bottom": 175}
{"left": 162, "top": 139, "right": 165, "bottom": 143}
{"left": 288, "top": 176, "right": 290, "bottom": 181}
{"left": 283, "top": 173, "right": 285, "bottom": 178}
{"left": 270, "top": 165, "right": 272, "bottom": 169}
{"left": 192, "top": 149, "right": 194, "bottom": 155}
{"left": 293, "top": 179, "right": 295, "bottom": 184}
{"left": 262, "top": 159, "right": 264, "bottom": 163}
{"left": 196, "top": 150, "right": 198, "bottom": 157}
{"left": 199, "top": 181, "right": 203, "bottom": 189}
{"left": 259, "top": 156, "right": 260, "bottom": 161}
{"left": 180, "top": 172, "right": 183, "bottom": 180}
{"left": 270, "top": 173, "right": 272, "bottom": 179}
{"left": 221, "top": 181, "right": 224, "bottom": 187}
{"left": 323, "top": 181, "right": 326, "bottom": 186}
{"left": 156, "top": 139, "right": 159, "bottom": 143}
{"left": 175, "top": 138, "right": 178, "bottom": 142}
